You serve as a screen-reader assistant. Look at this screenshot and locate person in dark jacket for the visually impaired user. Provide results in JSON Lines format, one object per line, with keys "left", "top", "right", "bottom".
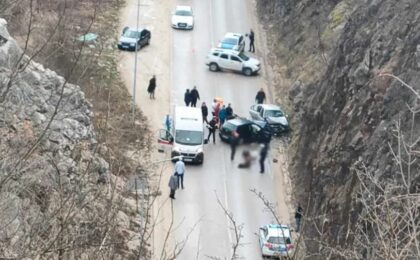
{"left": 184, "top": 89, "right": 192, "bottom": 106}
{"left": 206, "top": 116, "right": 218, "bottom": 144}
{"left": 255, "top": 88, "right": 266, "bottom": 104}
{"left": 226, "top": 103, "right": 233, "bottom": 119}
{"left": 248, "top": 29, "right": 255, "bottom": 53}
{"left": 230, "top": 131, "right": 240, "bottom": 160}
{"left": 168, "top": 173, "right": 178, "bottom": 199}
{"left": 147, "top": 75, "right": 156, "bottom": 99}
{"left": 295, "top": 204, "right": 303, "bottom": 232}
{"left": 190, "top": 86, "right": 200, "bottom": 107}
{"left": 201, "top": 102, "right": 208, "bottom": 123}
{"left": 259, "top": 143, "right": 269, "bottom": 173}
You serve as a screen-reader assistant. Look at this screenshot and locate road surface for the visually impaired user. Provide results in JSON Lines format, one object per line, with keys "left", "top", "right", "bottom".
{"left": 118, "top": 0, "right": 292, "bottom": 259}
{"left": 169, "top": 1, "right": 289, "bottom": 259}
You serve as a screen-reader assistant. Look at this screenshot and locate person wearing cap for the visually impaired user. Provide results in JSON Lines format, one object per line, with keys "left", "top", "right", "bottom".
{"left": 174, "top": 157, "right": 185, "bottom": 189}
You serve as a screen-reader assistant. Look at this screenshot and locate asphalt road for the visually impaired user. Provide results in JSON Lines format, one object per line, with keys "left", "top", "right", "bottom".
{"left": 169, "top": 1, "right": 280, "bottom": 259}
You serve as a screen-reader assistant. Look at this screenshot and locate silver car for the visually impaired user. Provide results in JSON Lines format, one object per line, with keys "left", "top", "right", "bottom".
{"left": 249, "top": 104, "right": 290, "bottom": 134}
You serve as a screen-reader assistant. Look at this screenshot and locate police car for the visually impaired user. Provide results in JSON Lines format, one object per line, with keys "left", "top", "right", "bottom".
{"left": 259, "top": 224, "right": 294, "bottom": 258}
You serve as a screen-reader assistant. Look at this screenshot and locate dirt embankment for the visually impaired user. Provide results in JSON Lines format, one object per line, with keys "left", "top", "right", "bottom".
{"left": 1, "top": 0, "right": 151, "bottom": 258}
{"left": 257, "top": 0, "right": 420, "bottom": 258}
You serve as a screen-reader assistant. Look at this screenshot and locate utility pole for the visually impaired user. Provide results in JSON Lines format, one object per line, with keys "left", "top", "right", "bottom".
{"left": 132, "top": 0, "right": 140, "bottom": 122}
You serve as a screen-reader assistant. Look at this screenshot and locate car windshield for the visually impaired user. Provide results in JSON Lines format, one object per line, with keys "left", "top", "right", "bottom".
{"left": 238, "top": 52, "right": 249, "bottom": 61}
{"left": 175, "top": 10, "right": 192, "bottom": 16}
{"left": 175, "top": 130, "right": 203, "bottom": 145}
{"left": 222, "top": 37, "right": 238, "bottom": 45}
{"left": 268, "top": 236, "right": 291, "bottom": 245}
{"left": 123, "top": 30, "right": 140, "bottom": 39}
{"left": 265, "top": 109, "right": 284, "bottom": 117}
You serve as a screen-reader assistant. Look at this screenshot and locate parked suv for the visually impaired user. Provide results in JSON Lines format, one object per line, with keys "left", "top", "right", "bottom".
{"left": 117, "top": 27, "right": 151, "bottom": 51}
{"left": 219, "top": 118, "right": 272, "bottom": 144}
{"left": 249, "top": 104, "right": 290, "bottom": 134}
{"left": 217, "top": 32, "right": 245, "bottom": 52}
{"left": 205, "top": 48, "right": 261, "bottom": 76}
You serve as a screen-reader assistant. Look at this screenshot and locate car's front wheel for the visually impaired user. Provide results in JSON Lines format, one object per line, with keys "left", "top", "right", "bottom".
{"left": 209, "top": 63, "right": 219, "bottom": 72}
{"left": 243, "top": 67, "right": 252, "bottom": 76}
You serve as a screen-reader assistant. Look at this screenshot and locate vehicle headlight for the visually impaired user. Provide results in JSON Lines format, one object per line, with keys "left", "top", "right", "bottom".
{"left": 196, "top": 147, "right": 203, "bottom": 154}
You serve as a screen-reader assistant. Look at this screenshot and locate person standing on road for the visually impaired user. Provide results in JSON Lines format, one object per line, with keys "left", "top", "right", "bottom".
{"left": 218, "top": 105, "right": 227, "bottom": 127}
{"left": 201, "top": 102, "right": 209, "bottom": 123}
{"left": 190, "top": 86, "right": 200, "bottom": 107}
{"left": 259, "top": 143, "right": 269, "bottom": 173}
{"left": 295, "top": 204, "right": 303, "bottom": 232}
{"left": 147, "top": 75, "right": 156, "bottom": 99}
{"left": 248, "top": 29, "right": 255, "bottom": 53}
{"left": 175, "top": 157, "right": 185, "bottom": 189}
{"left": 168, "top": 173, "right": 178, "bottom": 199}
{"left": 230, "top": 131, "right": 240, "bottom": 161}
{"left": 226, "top": 103, "right": 234, "bottom": 119}
{"left": 206, "top": 116, "right": 218, "bottom": 144}
{"left": 184, "top": 89, "right": 192, "bottom": 106}
{"left": 255, "top": 88, "right": 266, "bottom": 104}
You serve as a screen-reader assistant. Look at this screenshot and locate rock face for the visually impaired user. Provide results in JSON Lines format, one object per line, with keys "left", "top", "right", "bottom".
{"left": 0, "top": 19, "right": 133, "bottom": 258}
{"left": 257, "top": 0, "right": 420, "bottom": 257}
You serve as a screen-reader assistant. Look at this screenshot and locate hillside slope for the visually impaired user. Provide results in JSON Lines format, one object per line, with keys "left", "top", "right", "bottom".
{"left": 257, "top": 0, "right": 420, "bottom": 258}
{"left": 0, "top": 18, "right": 140, "bottom": 259}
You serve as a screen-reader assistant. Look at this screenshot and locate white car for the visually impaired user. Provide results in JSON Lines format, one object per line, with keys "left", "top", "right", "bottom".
{"left": 171, "top": 6, "right": 194, "bottom": 30}
{"left": 217, "top": 32, "right": 245, "bottom": 52}
{"left": 249, "top": 104, "right": 290, "bottom": 134}
{"left": 259, "top": 224, "right": 294, "bottom": 258}
{"left": 205, "top": 48, "right": 261, "bottom": 76}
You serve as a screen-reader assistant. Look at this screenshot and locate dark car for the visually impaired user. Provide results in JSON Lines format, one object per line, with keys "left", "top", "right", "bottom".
{"left": 219, "top": 118, "right": 272, "bottom": 144}
{"left": 117, "top": 27, "right": 151, "bottom": 51}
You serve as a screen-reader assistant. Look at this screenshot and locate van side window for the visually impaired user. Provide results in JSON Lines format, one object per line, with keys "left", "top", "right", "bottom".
{"left": 212, "top": 52, "right": 220, "bottom": 56}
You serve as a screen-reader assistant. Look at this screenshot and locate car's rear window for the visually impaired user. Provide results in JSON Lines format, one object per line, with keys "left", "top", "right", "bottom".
{"left": 222, "top": 37, "right": 238, "bottom": 45}
{"left": 223, "top": 122, "right": 237, "bottom": 131}
{"left": 268, "top": 236, "right": 291, "bottom": 244}
{"left": 123, "top": 30, "right": 140, "bottom": 38}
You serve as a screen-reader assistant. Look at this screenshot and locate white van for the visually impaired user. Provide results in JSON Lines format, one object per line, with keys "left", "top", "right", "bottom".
{"left": 158, "top": 106, "right": 206, "bottom": 164}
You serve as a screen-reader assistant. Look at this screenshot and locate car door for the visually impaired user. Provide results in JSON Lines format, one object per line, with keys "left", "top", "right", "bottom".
{"left": 259, "top": 108, "right": 265, "bottom": 120}
{"left": 229, "top": 55, "right": 243, "bottom": 71}
{"left": 238, "top": 35, "right": 245, "bottom": 52}
{"left": 249, "top": 105, "right": 260, "bottom": 120}
{"left": 139, "top": 30, "right": 148, "bottom": 46}
{"left": 219, "top": 53, "right": 230, "bottom": 69}
{"left": 249, "top": 123, "right": 262, "bottom": 142}
{"left": 157, "top": 129, "right": 173, "bottom": 153}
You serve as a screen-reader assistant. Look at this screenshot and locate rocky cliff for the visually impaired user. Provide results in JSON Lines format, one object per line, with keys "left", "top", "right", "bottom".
{"left": 0, "top": 18, "right": 139, "bottom": 259}
{"left": 257, "top": 0, "right": 420, "bottom": 258}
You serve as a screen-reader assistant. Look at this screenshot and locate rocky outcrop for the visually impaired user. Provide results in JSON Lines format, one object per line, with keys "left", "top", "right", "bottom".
{"left": 257, "top": 0, "right": 420, "bottom": 257}
{"left": 0, "top": 18, "right": 136, "bottom": 258}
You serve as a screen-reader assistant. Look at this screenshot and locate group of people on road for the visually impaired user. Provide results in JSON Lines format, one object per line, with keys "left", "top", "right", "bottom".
{"left": 184, "top": 86, "right": 201, "bottom": 107}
